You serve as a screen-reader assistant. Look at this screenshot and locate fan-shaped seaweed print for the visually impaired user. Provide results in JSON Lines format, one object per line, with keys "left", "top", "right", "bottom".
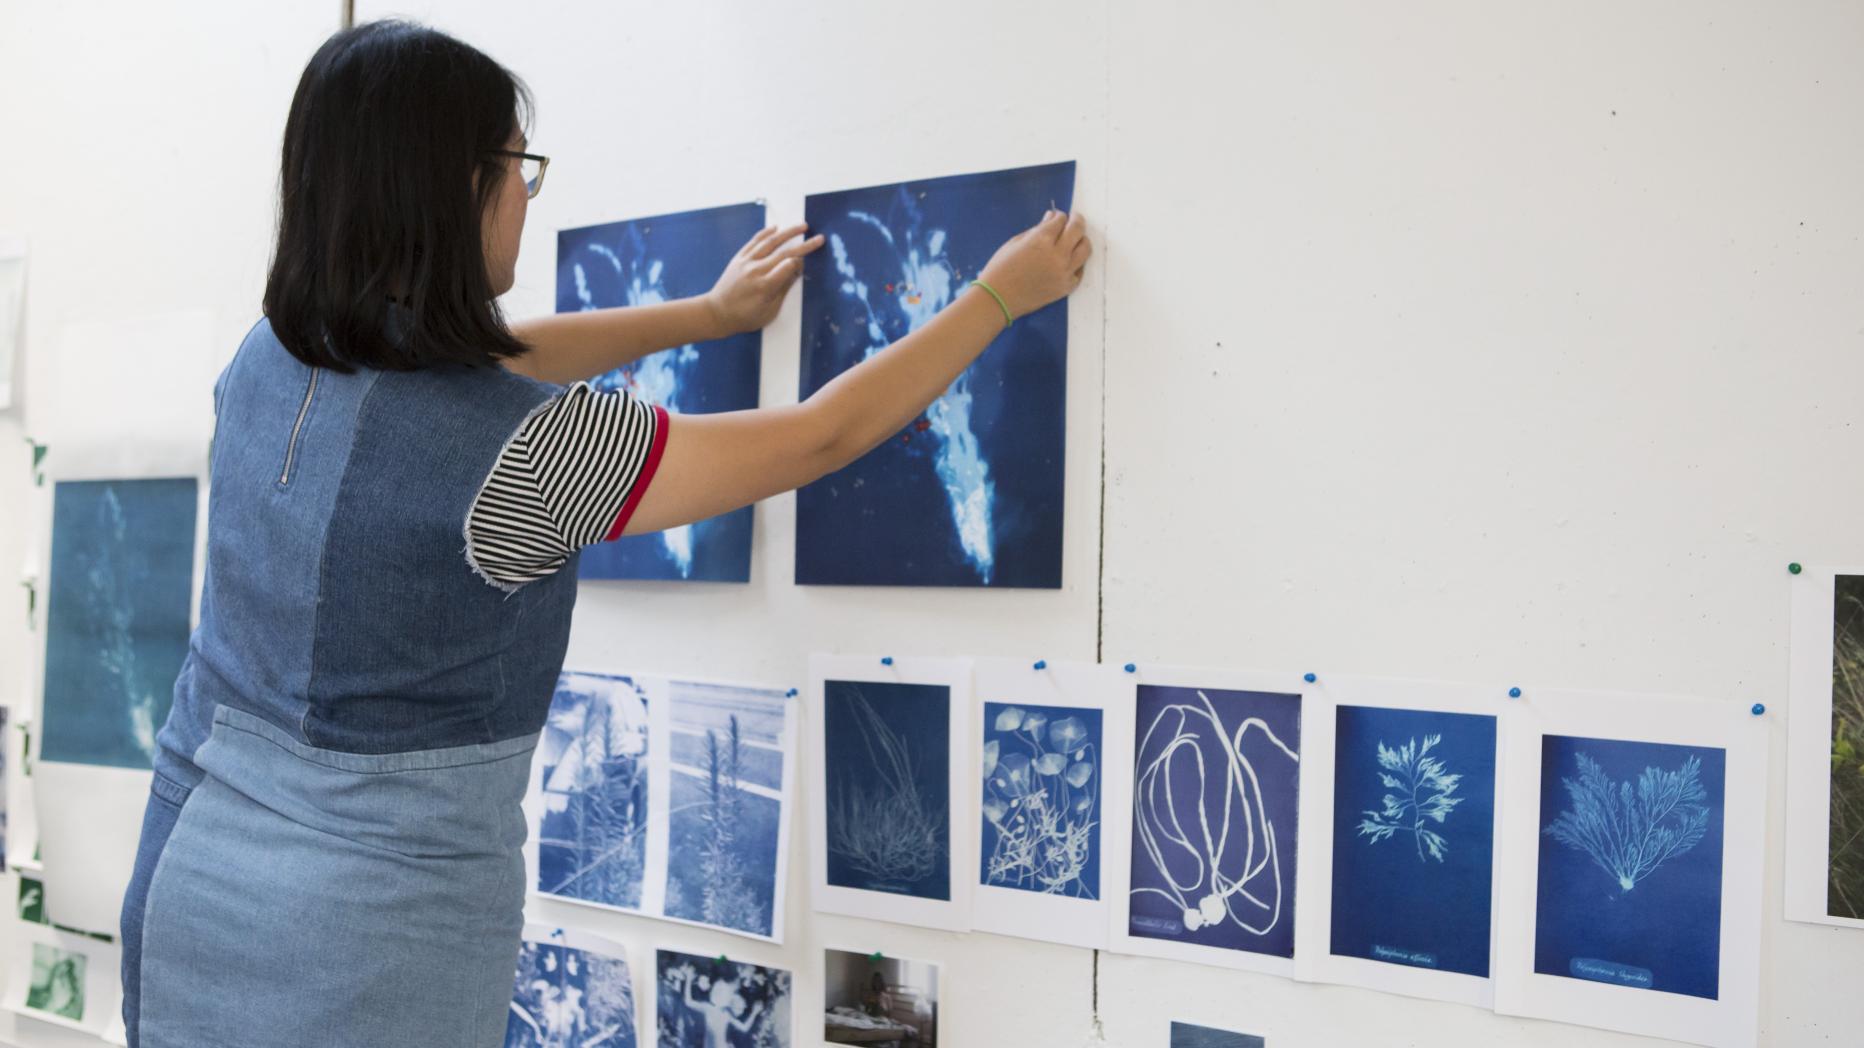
{"left": 1533, "top": 734, "right": 1726, "bottom": 1000}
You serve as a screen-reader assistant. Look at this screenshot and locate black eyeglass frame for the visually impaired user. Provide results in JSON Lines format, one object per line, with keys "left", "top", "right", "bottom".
{"left": 488, "top": 149, "right": 550, "bottom": 199}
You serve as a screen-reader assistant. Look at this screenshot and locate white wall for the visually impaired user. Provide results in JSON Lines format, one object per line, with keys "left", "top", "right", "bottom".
{"left": 2, "top": 1, "right": 1860, "bottom": 1046}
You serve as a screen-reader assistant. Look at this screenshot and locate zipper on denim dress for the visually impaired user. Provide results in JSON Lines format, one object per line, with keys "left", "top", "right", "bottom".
{"left": 279, "top": 366, "right": 319, "bottom": 485}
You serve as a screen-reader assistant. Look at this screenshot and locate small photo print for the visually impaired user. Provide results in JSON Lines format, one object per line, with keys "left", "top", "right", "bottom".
{"left": 655, "top": 950, "right": 790, "bottom": 1048}
{"left": 506, "top": 939, "right": 635, "bottom": 1047}
{"left": 823, "top": 948, "right": 940, "bottom": 1046}
{"left": 536, "top": 672, "right": 651, "bottom": 912}
{"left": 18, "top": 875, "right": 45, "bottom": 924}
{"left": 823, "top": 680, "right": 951, "bottom": 900}
{"left": 1828, "top": 574, "right": 1864, "bottom": 919}
{"left": 1169, "top": 1021, "right": 1264, "bottom": 1048}
{"left": 26, "top": 942, "right": 86, "bottom": 1021}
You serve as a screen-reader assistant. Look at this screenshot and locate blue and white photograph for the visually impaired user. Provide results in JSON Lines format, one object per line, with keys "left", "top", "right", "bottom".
{"left": 823, "top": 680, "right": 951, "bottom": 900}
{"left": 506, "top": 939, "right": 636, "bottom": 1048}
{"left": 1329, "top": 705, "right": 1497, "bottom": 978}
{"left": 1168, "top": 1022, "right": 1265, "bottom": 1048}
{"left": 795, "top": 162, "right": 1075, "bottom": 589}
{"left": 663, "top": 679, "right": 792, "bottom": 939}
{"left": 655, "top": 950, "right": 790, "bottom": 1048}
{"left": 42, "top": 477, "right": 197, "bottom": 769}
{"left": 536, "top": 671, "right": 651, "bottom": 912}
{"left": 1534, "top": 734, "right": 1726, "bottom": 1000}
{"left": 557, "top": 203, "right": 766, "bottom": 583}
{"left": 1129, "top": 685, "right": 1301, "bottom": 958}
{"left": 980, "top": 702, "right": 1102, "bottom": 898}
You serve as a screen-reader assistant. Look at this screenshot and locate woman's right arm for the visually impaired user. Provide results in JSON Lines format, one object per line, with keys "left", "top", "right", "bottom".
{"left": 619, "top": 210, "right": 1091, "bottom": 538}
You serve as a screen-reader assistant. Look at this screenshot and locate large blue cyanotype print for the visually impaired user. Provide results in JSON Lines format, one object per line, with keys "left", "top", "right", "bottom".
{"left": 1129, "top": 685, "right": 1302, "bottom": 958}
{"left": 1329, "top": 705, "right": 1496, "bottom": 977}
{"left": 557, "top": 203, "right": 765, "bottom": 583}
{"left": 979, "top": 702, "right": 1101, "bottom": 898}
{"left": 536, "top": 672, "right": 651, "bottom": 912}
{"left": 796, "top": 162, "right": 1074, "bottom": 588}
{"left": 656, "top": 949, "right": 790, "bottom": 1048}
{"left": 43, "top": 478, "right": 197, "bottom": 769}
{"left": 823, "top": 680, "right": 950, "bottom": 900}
{"left": 664, "top": 680, "right": 788, "bottom": 938}
{"left": 506, "top": 940, "right": 636, "bottom": 1048}
{"left": 1534, "top": 734, "right": 1726, "bottom": 999}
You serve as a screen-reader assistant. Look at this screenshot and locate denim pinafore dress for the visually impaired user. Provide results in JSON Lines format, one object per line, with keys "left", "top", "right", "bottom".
{"left": 118, "top": 310, "right": 577, "bottom": 1048}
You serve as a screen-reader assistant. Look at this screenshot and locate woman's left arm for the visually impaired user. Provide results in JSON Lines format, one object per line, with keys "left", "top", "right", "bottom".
{"left": 506, "top": 224, "right": 822, "bottom": 385}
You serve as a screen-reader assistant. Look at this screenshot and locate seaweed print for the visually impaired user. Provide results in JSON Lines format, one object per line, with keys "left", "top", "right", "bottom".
{"left": 1356, "top": 735, "right": 1464, "bottom": 862}
{"left": 1544, "top": 752, "right": 1710, "bottom": 893}
{"left": 1133, "top": 690, "right": 1298, "bottom": 938}
{"left": 982, "top": 706, "right": 1100, "bottom": 897}
{"left": 829, "top": 689, "right": 944, "bottom": 891}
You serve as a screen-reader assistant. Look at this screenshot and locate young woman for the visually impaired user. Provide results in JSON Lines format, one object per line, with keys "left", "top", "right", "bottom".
{"left": 118, "top": 19, "right": 1089, "bottom": 1048}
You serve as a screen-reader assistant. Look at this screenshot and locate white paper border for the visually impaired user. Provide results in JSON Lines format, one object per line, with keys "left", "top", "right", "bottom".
{"left": 1101, "top": 663, "right": 1317, "bottom": 979}
{"left": 1490, "top": 687, "right": 1764, "bottom": 1048}
{"left": 809, "top": 654, "right": 974, "bottom": 932}
{"left": 1784, "top": 566, "right": 1864, "bottom": 929}
{"left": 970, "top": 657, "right": 1125, "bottom": 950}
{"left": 1291, "top": 674, "right": 1507, "bottom": 1009}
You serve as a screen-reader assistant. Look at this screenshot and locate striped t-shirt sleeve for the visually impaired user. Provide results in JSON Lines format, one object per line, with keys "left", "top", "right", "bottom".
{"left": 465, "top": 382, "right": 669, "bottom": 588}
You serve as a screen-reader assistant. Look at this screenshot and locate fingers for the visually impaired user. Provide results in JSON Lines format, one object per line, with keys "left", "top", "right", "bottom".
{"left": 770, "top": 233, "right": 825, "bottom": 263}
{"left": 1037, "top": 209, "right": 1068, "bottom": 242}
{"left": 748, "top": 223, "right": 810, "bottom": 261}
{"left": 1060, "top": 212, "right": 1087, "bottom": 250}
{"left": 1070, "top": 233, "right": 1093, "bottom": 267}
{"left": 738, "top": 225, "right": 779, "bottom": 258}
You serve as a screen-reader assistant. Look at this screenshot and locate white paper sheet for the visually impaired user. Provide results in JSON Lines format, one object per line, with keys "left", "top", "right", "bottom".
{"left": 0, "top": 234, "right": 24, "bottom": 411}
{"left": 970, "top": 657, "right": 1126, "bottom": 949}
{"left": 1, "top": 921, "right": 118, "bottom": 1037}
{"left": 1102, "top": 664, "right": 1317, "bottom": 978}
{"left": 33, "top": 761, "right": 148, "bottom": 936}
{"left": 1783, "top": 565, "right": 1864, "bottom": 929}
{"left": 809, "top": 654, "right": 974, "bottom": 932}
{"left": 525, "top": 670, "right": 799, "bottom": 944}
{"left": 1490, "top": 687, "right": 1764, "bottom": 1048}
{"left": 1291, "top": 674, "right": 1506, "bottom": 1009}
{"left": 49, "top": 308, "right": 217, "bottom": 479}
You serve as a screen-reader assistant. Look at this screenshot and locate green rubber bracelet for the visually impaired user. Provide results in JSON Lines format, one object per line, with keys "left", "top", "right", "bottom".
{"left": 969, "top": 279, "right": 1014, "bottom": 329}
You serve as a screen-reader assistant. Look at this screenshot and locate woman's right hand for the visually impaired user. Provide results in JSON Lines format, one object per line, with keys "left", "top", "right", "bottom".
{"left": 975, "top": 209, "right": 1092, "bottom": 319}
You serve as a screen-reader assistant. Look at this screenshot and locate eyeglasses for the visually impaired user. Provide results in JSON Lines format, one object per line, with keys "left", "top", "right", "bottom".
{"left": 488, "top": 149, "right": 549, "bottom": 199}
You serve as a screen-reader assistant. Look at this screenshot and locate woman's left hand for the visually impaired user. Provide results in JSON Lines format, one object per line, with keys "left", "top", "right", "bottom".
{"left": 705, "top": 224, "right": 825, "bottom": 334}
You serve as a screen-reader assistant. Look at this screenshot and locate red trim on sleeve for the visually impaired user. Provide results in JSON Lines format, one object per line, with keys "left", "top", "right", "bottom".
{"left": 604, "top": 404, "right": 670, "bottom": 542}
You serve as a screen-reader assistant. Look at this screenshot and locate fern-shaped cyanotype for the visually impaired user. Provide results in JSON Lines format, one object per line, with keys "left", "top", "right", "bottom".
{"left": 1545, "top": 751, "right": 1711, "bottom": 893}
{"left": 1356, "top": 734, "right": 1464, "bottom": 862}
{"left": 696, "top": 716, "right": 763, "bottom": 933}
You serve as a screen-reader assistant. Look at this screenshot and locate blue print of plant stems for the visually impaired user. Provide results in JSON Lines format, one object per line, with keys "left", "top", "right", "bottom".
{"left": 694, "top": 716, "right": 762, "bottom": 932}
{"left": 829, "top": 689, "right": 944, "bottom": 891}
{"left": 544, "top": 694, "right": 647, "bottom": 907}
{"left": 87, "top": 488, "right": 159, "bottom": 762}
{"left": 1133, "top": 690, "right": 1298, "bottom": 937}
{"left": 1544, "top": 752, "right": 1710, "bottom": 893}
{"left": 982, "top": 706, "right": 1099, "bottom": 896}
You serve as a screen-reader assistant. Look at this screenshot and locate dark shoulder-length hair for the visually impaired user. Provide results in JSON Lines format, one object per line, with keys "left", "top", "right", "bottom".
{"left": 264, "top": 20, "right": 533, "bottom": 372}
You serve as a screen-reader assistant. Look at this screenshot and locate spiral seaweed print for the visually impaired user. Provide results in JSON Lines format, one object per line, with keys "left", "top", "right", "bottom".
{"left": 1128, "top": 685, "right": 1302, "bottom": 958}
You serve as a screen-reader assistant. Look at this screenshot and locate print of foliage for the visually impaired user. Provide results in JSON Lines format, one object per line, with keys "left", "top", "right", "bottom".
{"left": 1831, "top": 581, "right": 1864, "bottom": 918}
{"left": 829, "top": 689, "right": 943, "bottom": 890}
{"left": 1545, "top": 751, "right": 1710, "bottom": 893}
{"left": 552, "top": 693, "right": 647, "bottom": 904}
{"left": 507, "top": 943, "right": 634, "bottom": 1048}
{"left": 1356, "top": 734, "right": 1463, "bottom": 862}
{"left": 698, "top": 716, "right": 764, "bottom": 933}
{"left": 982, "top": 706, "right": 1100, "bottom": 896}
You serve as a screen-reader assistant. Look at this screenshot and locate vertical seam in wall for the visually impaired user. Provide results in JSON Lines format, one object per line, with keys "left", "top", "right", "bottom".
{"left": 1091, "top": 0, "right": 1114, "bottom": 1034}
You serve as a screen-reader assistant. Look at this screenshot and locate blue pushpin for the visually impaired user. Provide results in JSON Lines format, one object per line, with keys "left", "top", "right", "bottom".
{"left": 551, "top": 928, "right": 564, "bottom": 938}
{"left": 1123, "top": 663, "right": 1137, "bottom": 674}
{"left": 1751, "top": 702, "right": 1766, "bottom": 716}
{"left": 881, "top": 656, "right": 894, "bottom": 666}
{"left": 785, "top": 688, "right": 797, "bottom": 698}
{"left": 1033, "top": 659, "right": 1048, "bottom": 671}
{"left": 1508, "top": 687, "right": 1522, "bottom": 699}
{"left": 1303, "top": 672, "right": 1317, "bottom": 684}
